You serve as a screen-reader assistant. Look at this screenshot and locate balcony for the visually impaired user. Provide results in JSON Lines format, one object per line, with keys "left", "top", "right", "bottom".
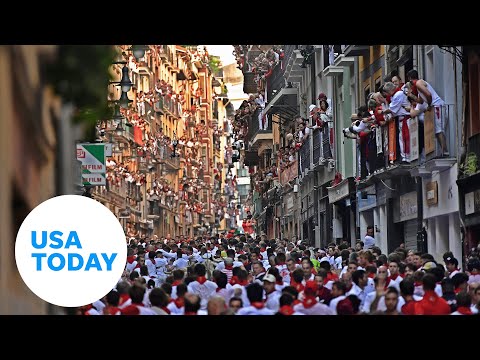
{"left": 341, "top": 45, "right": 370, "bottom": 57}
{"left": 280, "top": 161, "right": 298, "bottom": 185}
{"left": 423, "top": 104, "right": 457, "bottom": 172}
{"left": 299, "top": 138, "right": 311, "bottom": 175}
{"left": 156, "top": 145, "right": 180, "bottom": 170}
{"left": 137, "top": 60, "right": 153, "bottom": 76}
{"left": 158, "top": 45, "right": 168, "bottom": 59}
{"left": 154, "top": 96, "right": 164, "bottom": 114}
{"left": 247, "top": 108, "right": 273, "bottom": 149}
{"left": 163, "top": 96, "right": 179, "bottom": 118}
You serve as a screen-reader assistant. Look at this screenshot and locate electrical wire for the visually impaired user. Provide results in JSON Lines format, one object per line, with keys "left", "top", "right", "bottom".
{"left": 380, "top": 179, "right": 396, "bottom": 191}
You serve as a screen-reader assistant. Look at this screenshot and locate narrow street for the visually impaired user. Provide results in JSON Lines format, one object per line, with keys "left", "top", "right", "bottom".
{"left": 2, "top": 45, "right": 480, "bottom": 315}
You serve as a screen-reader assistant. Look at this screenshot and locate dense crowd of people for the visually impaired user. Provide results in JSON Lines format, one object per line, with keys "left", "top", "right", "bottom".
{"left": 75, "top": 233, "right": 480, "bottom": 315}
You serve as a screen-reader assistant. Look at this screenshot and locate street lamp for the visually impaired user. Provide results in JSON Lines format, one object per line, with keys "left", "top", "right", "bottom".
{"left": 118, "top": 91, "right": 133, "bottom": 109}
{"left": 110, "top": 65, "right": 133, "bottom": 93}
{"left": 129, "top": 45, "right": 148, "bottom": 60}
{"left": 116, "top": 119, "right": 125, "bottom": 136}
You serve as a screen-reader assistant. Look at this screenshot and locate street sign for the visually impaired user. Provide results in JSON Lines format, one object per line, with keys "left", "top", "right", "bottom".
{"left": 76, "top": 143, "right": 106, "bottom": 186}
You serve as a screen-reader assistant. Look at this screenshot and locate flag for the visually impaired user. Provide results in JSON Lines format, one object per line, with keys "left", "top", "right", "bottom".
{"left": 134, "top": 126, "right": 143, "bottom": 146}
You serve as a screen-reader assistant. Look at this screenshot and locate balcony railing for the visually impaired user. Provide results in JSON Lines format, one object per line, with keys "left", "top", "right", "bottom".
{"left": 299, "top": 137, "right": 311, "bottom": 174}
{"left": 156, "top": 145, "right": 180, "bottom": 169}
{"left": 163, "top": 96, "right": 180, "bottom": 117}
{"left": 281, "top": 161, "right": 298, "bottom": 185}
{"left": 424, "top": 104, "right": 456, "bottom": 161}
{"left": 247, "top": 108, "right": 272, "bottom": 145}
{"left": 266, "top": 61, "right": 286, "bottom": 101}
{"left": 313, "top": 128, "right": 321, "bottom": 165}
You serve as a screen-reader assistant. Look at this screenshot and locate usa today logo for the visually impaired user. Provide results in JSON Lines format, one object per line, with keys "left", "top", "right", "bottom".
{"left": 15, "top": 195, "right": 127, "bottom": 308}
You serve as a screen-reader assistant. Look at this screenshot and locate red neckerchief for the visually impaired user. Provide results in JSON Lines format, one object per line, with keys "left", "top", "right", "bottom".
{"left": 197, "top": 276, "right": 207, "bottom": 284}
{"left": 105, "top": 306, "right": 120, "bottom": 315}
{"left": 454, "top": 287, "right": 462, "bottom": 294}
{"left": 410, "top": 80, "right": 418, "bottom": 96}
{"left": 456, "top": 306, "right": 473, "bottom": 315}
{"left": 127, "top": 256, "right": 136, "bottom": 264}
{"left": 276, "top": 280, "right": 283, "bottom": 286}
{"left": 278, "top": 305, "right": 295, "bottom": 315}
{"left": 302, "top": 295, "right": 318, "bottom": 309}
{"left": 230, "top": 276, "right": 248, "bottom": 286}
{"left": 390, "top": 273, "right": 402, "bottom": 281}
{"left": 374, "top": 105, "right": 385, "bottom": 124}
{"left": 134, "top": 263, "right": 141, "bottom": 269}
{"left": 224, "top": 264, "right": 233, "bottom": 270}
{"left": 368, "top": 273, "right": 376, "bottom": 279}
{"left": 119, "top": 293, "right": 130, "bottom": 306}
{"left": 216, "top": 287, "right": 223, "bottom": 292}
{"left": 120, "top": 304, "right": 140, "bottom": 315}
{"left": 293, "top": 299, "right": 301, "bottom": 306}
{"left": 251, "top": 302, "right": 265, "bottom": 310}
{"left": 260, "top": 248, "right": 266, "bottom": 252}
{"left": 326, "top": 272, "right": 338, "bottom": 282}
{"left": 396, "top": 83, "right": 405, "bottom": 93}
{"left": 173, "top": 297, "right": 184, "bottom": 309}
{"left": 150, "top": 258, "right": 156, "bottom": 265}
{"left": 184, "top": 311, "right": 197, "bottom": 315}
{"left": 414, "top": 281, "right": 422, "bottom": 287}
{"left": 161, "top": 306, "right": 171, "bottom": 314}
{"left": 172, "top": 280, "right": 182, "bottom": 286}
{"left": 230, "top": 276, "right": 240, "bottom": 285}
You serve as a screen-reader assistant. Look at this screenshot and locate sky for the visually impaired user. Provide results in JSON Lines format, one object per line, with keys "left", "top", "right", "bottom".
{"left": 205, "top": 45, "right": 235, "bottom": 66}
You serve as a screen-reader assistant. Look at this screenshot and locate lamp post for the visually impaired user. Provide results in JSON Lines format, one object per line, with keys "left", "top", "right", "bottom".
{"left": 129, "top": 45, "right": 148, "bottom": 60}
{"left": 118, "top": 91, "right": 133, "bottom": 109}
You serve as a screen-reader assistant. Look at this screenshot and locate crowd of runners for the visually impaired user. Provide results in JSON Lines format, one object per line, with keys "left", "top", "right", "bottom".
{"left": 76, "top": 233, "right": 480, "bottom": 315}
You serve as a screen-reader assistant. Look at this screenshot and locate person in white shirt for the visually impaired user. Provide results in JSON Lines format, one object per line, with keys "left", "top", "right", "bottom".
{"left": 445, "top": 257, "right": 461, "bottom": 278}
{"left": 263, "top": 274, "right": 282, "bottom": 312}
{"left": 407, "top": 69, "right": 448, "bottom": 156}
{"left": 237, "top": 282, "right": 274, "bottom": 315}
{"left": 187, "top": 263, "right": 218, "bottom": 311}
{"left": 383, "top": 82, "right": 411, "bottom": 163}
{"left": 346, "top": 270, "right": 369, "bottom": 309}
{"left": 119, "top": 284, "right": 156, "bottom": 315}
{"left": 294, "top": 280, "right": 333, "bottom": 315}
{"left": 329, "top": 281, "right": 347, "bottom": 315}
{"left": 364, "top": 226, "right": 376, "bottom": 249}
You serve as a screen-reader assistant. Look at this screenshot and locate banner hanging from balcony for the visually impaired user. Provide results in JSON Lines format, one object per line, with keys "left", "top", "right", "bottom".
{"left": 76, "top": 143, "right": 106, "bottom": 186}
{"left": 134, "top": 126, "right": 144, "bottom": 146}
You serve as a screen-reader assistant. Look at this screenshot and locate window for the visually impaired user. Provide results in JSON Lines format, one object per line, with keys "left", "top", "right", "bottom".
{"left": 364, "top": 85, "right": 371, "bottom": 105}
{"left": 375, "top": 77, "right": 382, "bottom": 92}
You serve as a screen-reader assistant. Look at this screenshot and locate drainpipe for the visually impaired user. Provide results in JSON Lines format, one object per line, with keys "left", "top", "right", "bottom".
{"left": 413, "top": 45, "right": 418, "bottom": 71}
{"left": 416, "top": 176, "right": 426, "bottom": 252}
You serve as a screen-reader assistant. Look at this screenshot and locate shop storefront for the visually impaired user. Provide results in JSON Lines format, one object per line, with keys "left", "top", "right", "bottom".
{"left": 457, "top": 171, "right": 480, "bottom": 258}
{"left": 423, "top": 164, "right": 461, "bottom": 261}
{"left": 393, "top": 191, "right": 418, "bottom": 252}
{"left": 328, "top": 177, "right": 356, "bottom": 246}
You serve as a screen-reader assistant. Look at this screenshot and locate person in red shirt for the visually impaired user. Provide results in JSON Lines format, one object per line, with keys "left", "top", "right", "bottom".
{"left": 414, "top": 273, "right": 451, "bottom": 315}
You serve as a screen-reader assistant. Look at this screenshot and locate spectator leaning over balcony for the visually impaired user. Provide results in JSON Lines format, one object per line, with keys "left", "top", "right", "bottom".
{"left": 382, "top": 82, "right": 411, "bottom": 164}
{"left": 406, "top": 69, "right": 448, "bottom": 157}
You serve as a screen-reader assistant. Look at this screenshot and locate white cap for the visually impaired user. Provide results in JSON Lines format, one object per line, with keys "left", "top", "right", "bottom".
{"left": 263, "top": 274, "right": 276, "bottom": 283}
{"left": 309, "top": 104, "right": 317, "bottom": 112}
